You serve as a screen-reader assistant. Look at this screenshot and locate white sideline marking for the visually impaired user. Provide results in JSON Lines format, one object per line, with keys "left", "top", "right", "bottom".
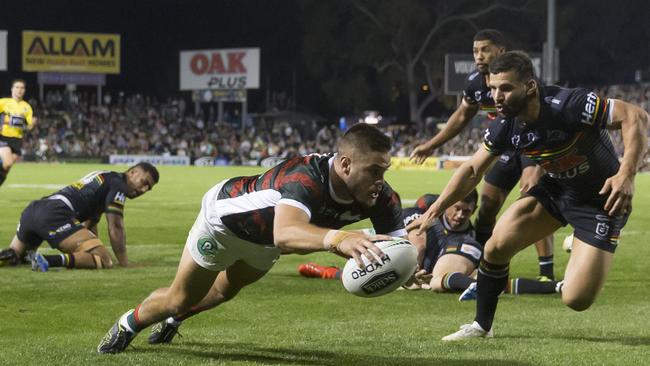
{"left": 7, "top": 184, "right": 64, "bottom": 189}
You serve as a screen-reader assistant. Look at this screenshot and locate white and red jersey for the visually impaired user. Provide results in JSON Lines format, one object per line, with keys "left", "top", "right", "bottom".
{"left": 202, "top": 154, "right": 406, "bottom": 246}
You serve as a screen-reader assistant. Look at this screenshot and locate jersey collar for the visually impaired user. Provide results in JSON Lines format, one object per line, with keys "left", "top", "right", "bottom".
{"left": 441, "top": 213, "right": 470, "bottom": 232}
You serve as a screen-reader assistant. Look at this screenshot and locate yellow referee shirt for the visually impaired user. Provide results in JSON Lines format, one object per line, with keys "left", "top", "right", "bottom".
{"left": 0, "top": 98, "right": 33, "bottom": 139}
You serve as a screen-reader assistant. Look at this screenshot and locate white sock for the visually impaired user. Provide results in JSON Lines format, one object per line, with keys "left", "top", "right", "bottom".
{"left": 119, "top": 310, "right": 136, "bottom": 333}
{"left": 166, "top": 317, "right": 182, "bottom": 326}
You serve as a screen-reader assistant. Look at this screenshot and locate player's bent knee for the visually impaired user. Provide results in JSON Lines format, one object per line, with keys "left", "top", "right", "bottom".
{"left": 483, "top": 239, "right": 514, "bottom": 263}
{"left": 561, "top": 293, "right": 595, "bottom": 312}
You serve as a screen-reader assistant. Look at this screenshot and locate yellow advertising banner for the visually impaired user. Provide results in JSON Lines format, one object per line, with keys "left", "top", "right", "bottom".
{"left": 22, "top": 31, "right": 120, "bottom": 74}
{"left": 390, "top": 157, "right": 439, "bottom": 171}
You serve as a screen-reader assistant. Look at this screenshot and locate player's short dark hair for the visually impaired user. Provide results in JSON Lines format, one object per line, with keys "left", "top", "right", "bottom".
{"left": 11, "top": 79, "right": 26, "bottom": 87}
{"left": 128, "top": 162, "right": 160, "bottom": 183}
{"left": 473, "top": 29, "right": 510, "bottom": 49}
{"left": 489, "top": 51, "right": 534, "bottom": 81}
{"left": 338, "top": 123, "right": 392, "bottom": 154}
{"left": 462, "top": 189, "right": 479, "bottom": 206}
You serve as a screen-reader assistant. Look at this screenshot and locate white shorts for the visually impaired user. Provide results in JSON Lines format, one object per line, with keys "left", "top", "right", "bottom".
{"left": 186, "top": 180, "right": 281, "bottom": 272}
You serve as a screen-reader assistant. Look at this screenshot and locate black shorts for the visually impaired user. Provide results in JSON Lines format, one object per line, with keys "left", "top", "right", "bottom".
{"left": 527, "top": 177, "right": 629, "bottom": 253}
{"left": 0, "top": 136, "right": 23, "bottom": 156}
{"left": 484, "top": 152, "right": 536, "bottom": 192}
{"left": 16, "top": 199, "right": 84, "bottom": 250}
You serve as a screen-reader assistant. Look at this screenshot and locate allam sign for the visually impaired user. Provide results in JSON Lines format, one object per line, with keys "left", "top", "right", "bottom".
{"left": 22, "top": 30, "right": 120, "bottom": 74}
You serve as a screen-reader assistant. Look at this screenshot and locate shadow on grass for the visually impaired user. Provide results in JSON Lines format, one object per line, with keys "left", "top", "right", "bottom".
{"left": 555, "top": 335, "right": 650, "bottom": 346}
{"left": 498, "top": 333, "right": 650, "bottom": 347}
{"left": 133, "top": 340, "right": 533, "bottom": 366}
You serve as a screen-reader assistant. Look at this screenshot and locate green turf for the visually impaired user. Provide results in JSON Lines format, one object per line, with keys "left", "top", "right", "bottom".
{"left": 1, "top": 163, "right": 649, "bottom": 366}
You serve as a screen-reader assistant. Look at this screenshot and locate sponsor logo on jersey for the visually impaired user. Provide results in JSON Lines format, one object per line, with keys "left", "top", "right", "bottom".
{"left": 114, "top": 192, "right": 126, "bottom": 204}
{"left": 511, "top": 135, "right": 521, "bottom": 147}
{"left": 540, "top": 149, "right": 588, "bottom": 177}
{"left": 403, "top": 213, "right": 422, "bottom": 226}
{"left": 580, "top": 92, "right": 599, "bottom": 125}
{"left": 461, "top": 244, "right": 482, "bottom": 260}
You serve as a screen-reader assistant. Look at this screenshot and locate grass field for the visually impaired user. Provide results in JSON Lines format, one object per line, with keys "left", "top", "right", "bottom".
{"left": 1, "top": 163, "right": 649, "bottom": 366}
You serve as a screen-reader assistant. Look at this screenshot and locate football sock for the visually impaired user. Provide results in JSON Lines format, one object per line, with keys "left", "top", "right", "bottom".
{"left": 475, "top": 259, "right": 509, "bottom": 332}
{"left": 506, "top": 277, "right": 558, "bottom": 294}
{"left": 120, "top": 305, "right": 143, "bottom": 333}
{"left": 538, "top": 255, "right": 554, "bottom": 279}
{"left": 442, "top": 272, "right": 474, "bottom": 292}
{"left": 43, "top": 254, "right": 74, "bottom": 268}
{"left": 0, "top": 168, "right": 6, "bottom": 186}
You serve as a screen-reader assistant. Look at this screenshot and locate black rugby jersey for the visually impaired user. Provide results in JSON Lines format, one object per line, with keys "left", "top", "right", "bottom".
{"left": 463, "top": 70, "right": 497, "bottom": 119}
{"left": 402, "top": 194, "right": 479, "bottom": 272}
{"left": 483, "top": 85, "right": 619, "bottom": 202}
{"left": 212, "top": 154, "right": 406, "bottom": 246}
{"left": 51, "top": 171, "right": 128, "bottom": 222}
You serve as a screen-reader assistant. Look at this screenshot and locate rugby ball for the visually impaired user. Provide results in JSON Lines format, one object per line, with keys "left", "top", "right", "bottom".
{"left": 341, "top": 237, "right": 418, "bottom": 297}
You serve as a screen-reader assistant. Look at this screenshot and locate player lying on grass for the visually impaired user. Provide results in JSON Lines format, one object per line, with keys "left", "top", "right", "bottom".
{"left": 299, "top": 192, "right": 560, "bottom": 301}
{"left": 97, "top": 123, "right": 407, "bottom": 353}
{"left": 408, "top": 51, "right": 649, "bottom": 340}
{"left": 0, "top": 163, "right": 158, "bottom": 270}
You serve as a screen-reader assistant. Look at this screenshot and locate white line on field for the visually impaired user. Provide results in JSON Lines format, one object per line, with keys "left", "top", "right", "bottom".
{"left": 7, "top": 184, "right": 64, "bottom": 189}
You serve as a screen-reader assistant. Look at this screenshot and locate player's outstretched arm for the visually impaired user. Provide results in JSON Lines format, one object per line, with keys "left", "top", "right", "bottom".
{"left": 105, "top": 213, "right": 128, "bottom": 267}
{"left": 599, "top": 101, "right": 650, "bottom": 215}
{"left": 273, "top": 204, "right": 388, "bottom": 267}
{"left": 409, "top": 148, "right": 497, "bottom": 235}
{"left": 409, "top": 100, "right": 479, "bottom": 164}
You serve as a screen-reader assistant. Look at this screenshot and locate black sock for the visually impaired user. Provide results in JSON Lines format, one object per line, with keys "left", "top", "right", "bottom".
{"left": 538, "top": 255, "right": 554, "bottom": 279}
{"left": 43, "top": 254, "right": 72, "bottom": 268}
{"left": 474, "top": 223, "right": 494, "bottom": 247}
{"left": 474, "top": 259, "right": 509, "bottom": 332}
{"left": 0, "top": 170, "right": 6, "bottom": 186}
{"left": 442, "top": 272, "right": 475, "bottom": 292}
{"left": 508, "top": 278, "right": 558, "bottom": 294}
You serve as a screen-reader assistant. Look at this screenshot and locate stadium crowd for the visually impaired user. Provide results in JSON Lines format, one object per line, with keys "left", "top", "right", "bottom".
{"left": 18, "top": 83, "right": 650, "bottom": 166}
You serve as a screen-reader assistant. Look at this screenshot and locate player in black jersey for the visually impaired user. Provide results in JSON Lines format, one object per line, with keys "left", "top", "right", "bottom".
{"left": 97, "top": 124, "right": 407, "bottom": 354}
{"left": 0, "top": 163, "right": 159, "bottom": 270}
{"left": 300, "top": 192, "right": 559, "bottom": 299}
{"left": 410, "top": 29, "right": 555, "bottom": 280}
{"left": 408, "top": 51, "right": 648, "bottom": 340}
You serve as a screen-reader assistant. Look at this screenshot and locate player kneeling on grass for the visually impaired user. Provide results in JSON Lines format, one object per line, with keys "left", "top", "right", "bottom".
{"left": 97, "top": 123, "right": 407, "bottom": 354}
{"left": 409, "top": 51, "right": 648, "bottom": 340}
{"left": 0, "top": 163, "right": 158, "bottom": 270}
{"left": 300, "top": 192, "right": 560, "bottom": 300}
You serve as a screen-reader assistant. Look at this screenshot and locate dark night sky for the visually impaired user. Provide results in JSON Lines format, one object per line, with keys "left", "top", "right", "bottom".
{"left": 1, "top": 0, "right": 649, "bottom": 114}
